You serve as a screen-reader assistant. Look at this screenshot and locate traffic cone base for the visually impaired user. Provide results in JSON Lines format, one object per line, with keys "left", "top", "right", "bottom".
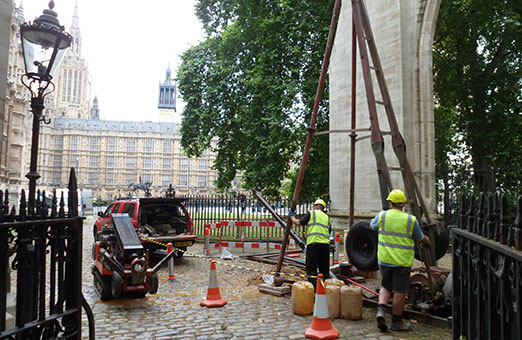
{"left": 287, "top": 238, "right": 300, "bottom": 257}
{"left": 305, "top": 320, "right": 339, "bottom": 339}
{"left": 200, "top": 287, "right": 227, "bottom": 307}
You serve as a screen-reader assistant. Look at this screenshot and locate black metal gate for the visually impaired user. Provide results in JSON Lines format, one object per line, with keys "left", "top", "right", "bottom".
{"left": 0, "top": 169, "right": 94, "bottom": 340}
{"left": 452, "top": 193, "right": 522, "bottom": 339}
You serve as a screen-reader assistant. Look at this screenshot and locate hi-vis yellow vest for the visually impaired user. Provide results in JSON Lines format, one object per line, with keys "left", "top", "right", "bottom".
{"left": 377, "top": 209, "right": 416, "bottom": 267}
{"left": 306, "top": 210, "right": 331, "bottom": 245}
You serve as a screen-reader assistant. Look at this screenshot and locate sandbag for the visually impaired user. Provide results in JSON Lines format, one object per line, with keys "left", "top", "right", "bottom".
{"left": 326, "top": 285, "right": 341, "bottom": 318}
{"left": 291, "top": 281, "right": 314, "bottom": 315}
{"left": 325, "top": 278, "right": 344, "bottom": 287}
{"left": 340, "top": 285, "right": 363, "bottom": 320}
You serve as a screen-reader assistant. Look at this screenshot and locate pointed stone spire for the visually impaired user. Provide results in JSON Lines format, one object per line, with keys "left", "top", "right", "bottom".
{"left": 72, "top": 0, "right": 79, "bottom": 28}
{"left": 91, "top": 96, "right": 100, "bottom": 120}
{"left": 158, "top": 65, "right": 177, "bottom": 111}
{"left": 166, "top": 65, "right": 172, "bottom": 81}
{"left": 15, "top": 0, "right": 25, "bottom": 23}
{"left": 69, "top": 1, "right": 81, "bottom": 54}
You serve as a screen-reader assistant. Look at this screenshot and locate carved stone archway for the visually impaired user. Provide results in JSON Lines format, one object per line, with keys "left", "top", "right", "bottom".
{"left": 329, "top": 0, "right": 442, "bottom": 229}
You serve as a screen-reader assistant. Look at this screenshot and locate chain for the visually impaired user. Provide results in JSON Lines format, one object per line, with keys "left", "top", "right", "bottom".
{"left": 138, "top": 235, "right": 316, "bottom": 279}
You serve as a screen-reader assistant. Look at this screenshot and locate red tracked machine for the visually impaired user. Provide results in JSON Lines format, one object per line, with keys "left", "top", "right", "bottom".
{"left": 92, "top": 214, "right": 176, "bottom": 300}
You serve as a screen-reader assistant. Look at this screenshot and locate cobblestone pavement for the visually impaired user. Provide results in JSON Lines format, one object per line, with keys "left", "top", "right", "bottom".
{"left": 80, "top": 216, "right": 451, "bottom": 340}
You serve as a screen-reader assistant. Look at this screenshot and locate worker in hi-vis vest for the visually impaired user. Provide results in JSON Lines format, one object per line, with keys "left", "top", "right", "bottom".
{"left": 289, "top": 199, "right": 332, "bottom": 289}
{"left": 371, "top": 189, "right": 430, "bottom": 332}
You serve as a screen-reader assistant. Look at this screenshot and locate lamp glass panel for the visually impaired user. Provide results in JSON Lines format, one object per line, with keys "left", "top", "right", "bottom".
{"left": 22, "top": 27, "right": 69, "bottom": 78}
{"left": 49, "top": 48, "right": 67, "bottom": 76}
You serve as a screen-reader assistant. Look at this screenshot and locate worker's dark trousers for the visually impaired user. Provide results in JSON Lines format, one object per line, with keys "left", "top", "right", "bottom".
{"left": 306, "top": 243, "right": 330, "bottom": 289}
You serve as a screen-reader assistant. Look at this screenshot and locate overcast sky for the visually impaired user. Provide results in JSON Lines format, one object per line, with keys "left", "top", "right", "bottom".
{"left": 21, "top": 0, "right": 205, "bottom": 122}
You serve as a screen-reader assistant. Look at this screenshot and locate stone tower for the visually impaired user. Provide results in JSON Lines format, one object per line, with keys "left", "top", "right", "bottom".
{"left": 157, "top": 66, "right": 177, "bottom": 123}
{"left": 50, "top": 1, "right": 91, "bottom": 119}
{"left": 329, "top": 0, "right": 441, "bottom": 229}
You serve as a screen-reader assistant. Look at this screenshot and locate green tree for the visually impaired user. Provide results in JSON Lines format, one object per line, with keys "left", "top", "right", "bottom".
{"left": 434, "top": 0, "right": 522, "bottom": 196}
{"left": 177, "top": 0, "right": 333, "bottom": 198}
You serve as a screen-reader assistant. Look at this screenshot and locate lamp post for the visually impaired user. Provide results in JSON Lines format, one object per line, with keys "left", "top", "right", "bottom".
{"left": 20, "top": 1, "right": 71, "bottom": 215}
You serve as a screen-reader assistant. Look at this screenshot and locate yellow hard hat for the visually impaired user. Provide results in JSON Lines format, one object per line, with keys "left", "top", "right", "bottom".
{"left": 387, "top": 189, "right": 406, "bottom": 204}
{"left": 314, "top": 199, "right": 326, "bottom": 208}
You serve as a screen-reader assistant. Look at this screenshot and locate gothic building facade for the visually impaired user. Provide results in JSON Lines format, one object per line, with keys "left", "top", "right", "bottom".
{"left": 0, "top": 2, "right": 29, "bottom": 198}
{"left": 3, "top": 3, "right": 228, "bottom": 201}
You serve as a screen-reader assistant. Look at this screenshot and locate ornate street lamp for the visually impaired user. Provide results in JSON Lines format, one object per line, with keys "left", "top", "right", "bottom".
{"left": 20, "top": 1, "right": 71, "bottom": 214}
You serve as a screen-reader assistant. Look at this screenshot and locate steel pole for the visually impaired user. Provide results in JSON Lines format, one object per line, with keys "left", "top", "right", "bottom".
{"left": 26, "top": 95, "right": 44, "bottom": 216}
{"left": 277, "top": 0, "right": 342, "bottom": 279}
{"left": 349, "top": 16, "right": 357, "bottom": 228}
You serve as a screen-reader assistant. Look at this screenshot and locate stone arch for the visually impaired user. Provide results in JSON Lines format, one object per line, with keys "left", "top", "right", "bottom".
{"left": 328, "top": 0, "right": 442, "bottom": 229}
{"left": 414, "top": 0, "right": 442, "bottom": 212}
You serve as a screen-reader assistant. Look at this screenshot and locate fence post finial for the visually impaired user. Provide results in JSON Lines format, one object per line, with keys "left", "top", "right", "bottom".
{"left": 67, "top": 168, "right": 78, "bottom": 217}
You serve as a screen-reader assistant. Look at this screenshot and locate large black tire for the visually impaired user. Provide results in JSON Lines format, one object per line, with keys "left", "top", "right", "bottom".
{"left": 414, "top": 226, "right": 449, "bottom": 262}
{"left": 148, "top": 273, "right": 159, "bottom": 294}
{"left": 111, "top": 272, "right": 123, "bottom": 299}
{"left": 345, "top": 221, "right": 378, "bottom": 271}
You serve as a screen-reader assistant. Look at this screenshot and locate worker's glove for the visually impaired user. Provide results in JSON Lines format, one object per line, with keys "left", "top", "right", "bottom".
{"left": 329, "top": 243, "right": 336, "bottom": 252}
{"left": 288, "top": 208, "right": 296, "bottom": 218}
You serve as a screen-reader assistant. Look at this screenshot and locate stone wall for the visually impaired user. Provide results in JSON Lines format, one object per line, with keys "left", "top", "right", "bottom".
{"left": 329, "top": 0, "right": 441, "bottom": 230}
{"left": 0, "top": 0, "right": 12, "bottom": 176}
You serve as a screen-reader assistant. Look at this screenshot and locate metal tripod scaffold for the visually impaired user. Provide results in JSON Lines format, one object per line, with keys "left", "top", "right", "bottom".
{"left": 256, "top": 0, "right": 438, "bottom": 283}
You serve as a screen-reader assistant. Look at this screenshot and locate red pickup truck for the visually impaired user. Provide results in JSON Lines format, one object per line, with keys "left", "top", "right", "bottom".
{"left": 94, "top": 197, "right": 196, "bottom": 257}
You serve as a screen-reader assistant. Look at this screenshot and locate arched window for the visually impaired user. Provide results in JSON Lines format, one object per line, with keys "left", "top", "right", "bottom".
{"left": 66, "top": 69, "right": 72, "bottom": 102}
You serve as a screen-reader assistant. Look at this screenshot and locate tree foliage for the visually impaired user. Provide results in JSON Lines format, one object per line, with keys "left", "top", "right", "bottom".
{"left": 434, "top": 0, "right": 522, "bottom": 196}
{"left": 177, "top": 0, "right": 333, "bottom": 198}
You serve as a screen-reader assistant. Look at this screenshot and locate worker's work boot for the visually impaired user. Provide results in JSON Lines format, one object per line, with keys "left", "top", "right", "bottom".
{"left": 376, "top": 308, "right": 387, "bottom": 331}
{"left": 389, "top": 319, "right": 413, "bottom": 331}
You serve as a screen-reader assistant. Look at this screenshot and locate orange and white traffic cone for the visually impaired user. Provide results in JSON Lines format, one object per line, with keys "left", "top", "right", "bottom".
{"left": 287, "top": 237, "right": 300, "bottom": 258}
{"left": 305, "top": 274, "right": 339, "bottom": 340}
{"left": 200, "top": 260, "right": 227, "bottom": 308}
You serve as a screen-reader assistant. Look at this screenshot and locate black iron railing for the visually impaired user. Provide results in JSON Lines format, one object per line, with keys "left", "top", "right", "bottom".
{"left": 452, "top": 193, "right": 522, "bottom": 339}
{"left": 0, "top": 169, "right": 93, "bottom": 340}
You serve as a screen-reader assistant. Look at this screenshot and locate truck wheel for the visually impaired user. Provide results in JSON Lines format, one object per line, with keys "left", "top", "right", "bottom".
{"left": 111, "top": 272, "right": 123, "bottom": 299}
{"left": 148, "top": 273, "right": 159, "bottom": 294}
{"left": 414, "top": 226, "right": 449, "bottom": 262}
{"left": 345, "top": 221, "right": 378, "bottom": 271}
{"left": 93, "top": 267, "right": 112, "bottom": 301}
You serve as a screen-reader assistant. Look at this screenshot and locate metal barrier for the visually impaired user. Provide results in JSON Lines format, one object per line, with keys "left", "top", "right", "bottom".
{"left": 452, "top": 193, "right": 522, "bottom": 340}
{"left": 204, "top": 220, "right": 288, "bottom": 254}
{"left": 0, "top": 169, "right": 93, "bottom": 340}
{"left": 182, "top": 195, "right": 318, "bottom": 241}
